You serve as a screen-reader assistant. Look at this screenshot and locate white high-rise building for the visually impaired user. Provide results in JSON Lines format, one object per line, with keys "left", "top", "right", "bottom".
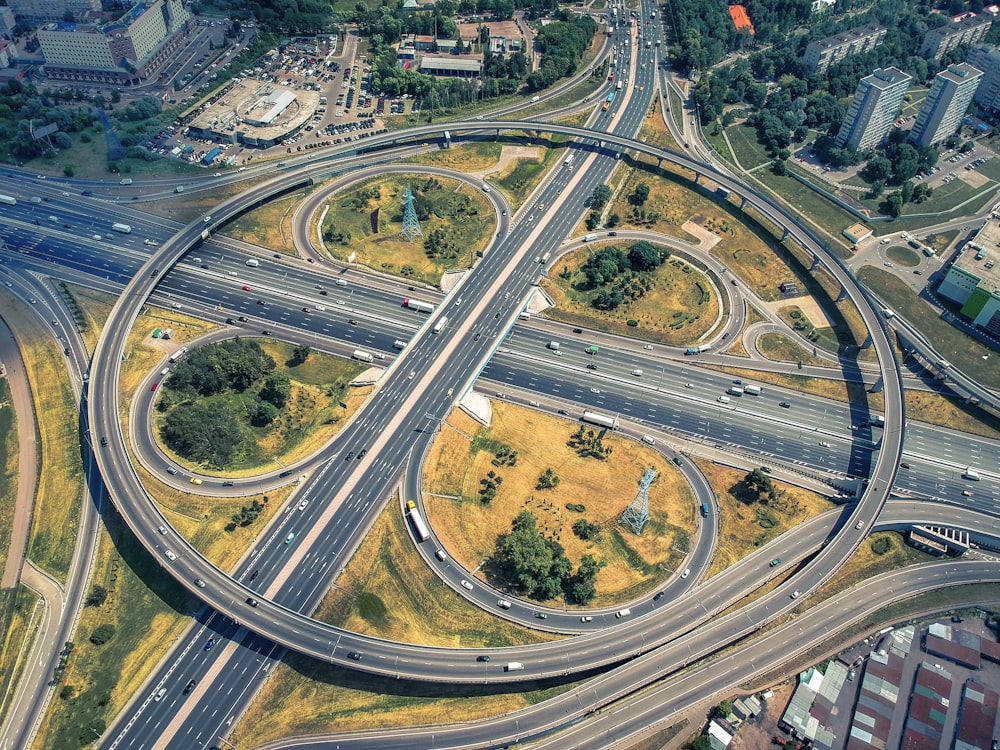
{"left": 835, "top": 67, "right": 912, "bottom": 152}
{"left": 909, "top": 63, "right": 983, "bottom": 148}
{"left": 967, "top": 44, "right": 1000, "bottom": 115}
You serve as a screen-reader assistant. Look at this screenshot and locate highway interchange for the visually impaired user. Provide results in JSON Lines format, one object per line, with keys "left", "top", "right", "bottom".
{"left": 0, "top": 3, "right": 999, "bottom": 748}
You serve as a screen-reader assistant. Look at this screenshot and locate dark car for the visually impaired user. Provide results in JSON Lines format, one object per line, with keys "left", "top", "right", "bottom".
{"left": 672, "top": 456, "right": 683, "bottom": 466}
{"left": 653, "top": 591, "right": 665, "bottom": 601}
{"left": 557, "top": 409, "right": 569, "bottom": 415}
{"left": 246, "top": 597, "right": 258, "bottom": 607}
{"left": 572, "top": 328, "right": 583, "bottom": 333}
{"left": 345, "top": 451, "right": 354, "bottom": 460}
{"left": 473, "top": 333, "right": 481, "bottom": 341}
{"left": 257, "top": 299, "right": 266, "bottom": 305}
{"left": 225, "top": 318, "right": 235, "bottom": 324}
{"left": 534, "top": 612, "right": 548, "bottom": 619}
{"left": 222, "top": 480, "right": 234, "bottom": 487}
{"left": 183, "top": 679, "right": 197, "bottom": 694}
{"left": 476, "top": 655, "right": 491, "bottom": 662}
{"left": 779, "top": 401, "right": 791, "bottom": 408}
{"left": 760, "top": 466, "right": 772, "bottom": 473}
{"left": 238, "top": 316, "right": 249, "bottom": 322}
{"left": 348, "top": 319, "right": 358, "bottom": 325}
{"left": 586, "top": 364, "right": 597, "bottom": 370}
{"left": 64, "top": 347, "right": 71, "bottom": 355}
{"left": 357, "top": 449, "right": 367, "bottom": 459}
{"left": 262, "top": 330, "right": 271, "bottom": 335}
{"left": 899, "top": 462, "right": 910, "bottom": 469}
{"left": 100, "top": 436, "right": 108, "bottom": 446}
{"left": 347, "top": 651, "right": 363, "bottom": 660}
{"left": 248, "top": 570, "right": 259, "bottom": 582}
{"left": 608, "top": 231, "right": 617, "bottom": 236}
{"left": 319, "top": 289, "right": 328, "bottom": 295}
{"left": 204, "top": 639, "right": 215, "bottom": 651}
{"left": 81, "top": 190, "right": 93, "bottom": 196}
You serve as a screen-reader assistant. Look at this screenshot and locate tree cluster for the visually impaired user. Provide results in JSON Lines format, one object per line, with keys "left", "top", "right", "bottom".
{"left": 579, "top": 242, "right": 668, "bottom": 311}
{"left": 492, "top": 511, "right": 605, "bottom": 603}
{"left": 165, "top": 339, "right": 276, "bottom": 397}
{"left": 527, "top": 13, "right": 597, "bottom": 91}
{"left": 568, "top": 425, "right": 614, "bottom": 460}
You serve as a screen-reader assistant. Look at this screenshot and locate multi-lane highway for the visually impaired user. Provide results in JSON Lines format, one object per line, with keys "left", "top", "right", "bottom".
{"left": 0, "top": 4, "right": 994, "bottom": 747}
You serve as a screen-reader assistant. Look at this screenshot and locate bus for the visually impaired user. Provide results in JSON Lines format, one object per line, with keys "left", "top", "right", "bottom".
{"left": 603, "top": 92, "right": 615, "bottom": 111}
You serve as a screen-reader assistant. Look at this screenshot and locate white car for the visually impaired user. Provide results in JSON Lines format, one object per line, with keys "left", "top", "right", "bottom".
{"left": 460, "top": 579, "right": 474, "bottom": 591}
{"left": 165, "top": 550, "right": 177, "bottom": 561}
{"left": 643, "top": 344, "right": 653, "bottom": 350}
{"left": 790, "top": 590, "right": 800, "bottom": 599}
{"left": 590, "top": 387, "right": 601, "bottom": 394}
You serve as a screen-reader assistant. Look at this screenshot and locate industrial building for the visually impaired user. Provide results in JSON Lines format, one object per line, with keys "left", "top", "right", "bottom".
{"left": 846, "top": 627, "right": 915, "bottom": 749}
{"left": 835, "top": 67, "right": 912, "bottom": 152}
{"left": 185, "top": 78, "right": 321, "bottom": 149}
{"left": 37, "top": 0, "right": 191, "bottom": 85}
{"left": 7, "top": 0, "right": 100, "bottom": 24}
{"left": 938, "top": 212, "right": 1000, "bottom": 338}
{"left": 909, "top": 63, "right": 983, "bottom": 147}
{"left": 417, "top": 56, "right": 482, "bottom": 77}
{"left": 803, "top": 24, "right": 886, "bottom": 75}
{"left": 921, "top": 13, "right": 993, "bottom": 60}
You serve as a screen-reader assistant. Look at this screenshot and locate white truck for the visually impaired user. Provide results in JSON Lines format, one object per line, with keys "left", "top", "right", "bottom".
{"left": 0, "top": 195, "right": 16, "bottom": 205}
{"left": 743, "top": 384, "right": 762, "bottom": 396}
{"left": 547, "top": 341, "right": 560, "bottom": 350}
{"left": 583, "top": 410, "right": 620, "bottom": 430}
{"left": 505, "top": 662, "right": 524, "bottom": 671}
{"left": 583, "top": 233, "right": 598, "bottom": 242}
{"left": 352, "top": 349, "right": 374, "bottom": 362}
{"left": 111, "top": 223, "right": 133, "bottom": 234}
{"left": 404, "top": 298, "right": 435, "bottom": 313}
{"left": 727, "top": 385, "right": 744, "bottom": 396}
{"left": 963, "top": 467, "right": 981, "bottom": 481}
{"left": 564, "top": 153, "right": 574, "bottom": 167}
{"left": 432, "top": 316, "right": 449, "bottom": 334}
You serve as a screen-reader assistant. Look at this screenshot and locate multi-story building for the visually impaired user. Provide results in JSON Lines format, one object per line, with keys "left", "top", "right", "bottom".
{"left": 0, "top": 6, "right": 17, "bottom": 36}
{"left": 835, "top": 67, "right": 912, "bottom": 152}
{"left": 7, "top": 0, "right": 100, "bottom": 24}
{"left": 967, "top": 43, "right": 1000, "bottom": 114}
{"left": 909, "top": 62, "right": 983, "bottom": 147}
{"left": 920, "top": 13, "right": 992, "bottom": 60}
{"left": 938, "top": 211, "right": 1000, "bottom": 338}
{"left": 38, "top": 0, "right": 191, "bottom": 84}
{"left": 803, "top": 23, "right": 886, "bottom": 74}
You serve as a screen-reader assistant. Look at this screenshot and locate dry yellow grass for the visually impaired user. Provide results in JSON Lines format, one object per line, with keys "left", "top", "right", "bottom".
{"left": 315, "top": 496, "right": 552, "bottom": 646}
{"left": 693, "top": 460, "right": 836, "bottom": 577}
{"left": 814, "top": 531, "right": 934, "bottom": 600}
{"left": 224, "top": 186, "right": 314, "bottom": 253}
{"left": 407, "top": 141, "right": 504, "bottom": 171}
{"left": 424, "top": 403, "right": 697, "bottom": 606}
{"left": 543, "top": 246, "right": 720, "bottom": 345}
{"left": 2, "top": 294, "right": 84, "bottom": 582}
{"left": 61, "top": 283, "right": 116, "bottom": 354}
{"left": 756, "top": 332, "right": 831, "bottom": 366}
{"left": 905, "top": 390, "right": 1000, "bottom": 440}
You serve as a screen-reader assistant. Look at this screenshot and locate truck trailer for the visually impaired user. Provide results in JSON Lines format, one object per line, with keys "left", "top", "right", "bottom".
{"left": 0, "top": 195, "right": 16, "bottom": 205}
{"left": 406, "top": 504, "right": 431, "bottom": 541}
{"left": 583, "top": 233, "right": 598, "bottom": 242}
{"left": 685, "top": 345, "right": 710, "bottom": 355}
{"left": 583, "top": 410, "right": 619, "bottom": 430}
{"left": 403, "top": 298, "right": 435, "bottom": 313}
{"left": 111, "top": 223, "right": 133, "bottom": 234}
{"left": 352, "top": 349, "right": 374, "bottom": 362}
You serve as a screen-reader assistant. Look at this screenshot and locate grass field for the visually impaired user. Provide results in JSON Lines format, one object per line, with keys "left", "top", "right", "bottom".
{"left": 858, "top": 266, "right": 1000, "bottom": 390}
{"left": 60, "top": 284, "right": 115, "bottom": 355}
{"left": 491, "top": 135, "right": 566, "bottom": 207}
{"left": 321, "top": 173, "right": 495, "bottom": 284}
{"left": 724, "top": 123, "right": 771, "bottom": 171}
{"left": 0, "top": 585, "right": 39, "bottom": 729}
{"left": 543, "top": 244, "right": 719, "bottom": 345}
{"left": 885, "top": 245, "right": 920, "bottom": 266}
{"left": 31, "top": 513, "right": 195, "bottom": 750}
{"left": 224, "top": 185, "right": 316, "bottom": 254}
{"left": 756, "top": 332, "right": 832, "bottom": 367}
{"left": 152, "top": 340, "right": 367, "bottom": 473}
{"left": 0, "top": 376, "right": 18, "bottom": 582}
{"left": 1, "top": 295, "right": 84, "bottom": 583}
{"left": 695, "top": 461, "right": 835, "bottom": 577}
{"left": 423, "top": 404, "right": 697, "bottom": 606}
{"left": 408, "top": 142, "right": 504, "bottom": 172}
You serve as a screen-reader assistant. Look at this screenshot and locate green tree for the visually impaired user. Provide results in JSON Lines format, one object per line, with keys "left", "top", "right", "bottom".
{"left": 161, "top": 401, "right": 245, "bottom": 468}
{"left": 259, "top": 372, "right": 291, "bottom": 409}
{"left": 493, "top": 512, "right": 572, "bottom": 600}
{"left": 290, "top": 343, "right": 311, "bottom": 366}
{"left": 882, "top": 191, "right": 903, "bottom": 217}
{"left": 251, "top": 400, "right": 279, "bottom": 426}
{"left": 564, "top": 554, "right": 605, "bottom": 604}
{"left": 85, "top": 585, "right": 108, "bottom": 607}
{"left": 591, "top": 184, "right": 612, "bottom": 209}
{"left": 572, "top": 518, "right": 598, "bottom": 540}
{"left": 89, "top": 624, "right": 116, "bottom": 645}
{"left": 628, "top": 240, "right": 661, "bottom": 272}
{"left": 718, "top": 699, "right": 733, "bottom": 717}
{"left": 631, "top": 182, "right": 650, "bottom": 205}
{"left": 537, "top": 468, "right": 560, "bottom": 489}
{"left": 745, "top": 468, "right": 773, "bottom": 496}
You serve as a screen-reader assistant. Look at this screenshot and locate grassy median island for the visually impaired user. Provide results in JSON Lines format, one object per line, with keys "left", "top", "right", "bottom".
{"left": 152, "top": 339, "right": 367, "bottom": 474}
{"left": 424, "top": 405, "right": 697, "bottom": 607}
{"left": 544, "top": 241, "right": 719, "bottom": 345}
{"left": 320, "top": 173, "right": 495, "bottom": 284}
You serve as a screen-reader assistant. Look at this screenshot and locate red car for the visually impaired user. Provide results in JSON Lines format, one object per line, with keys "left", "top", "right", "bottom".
{"left": 242, "top": 285, "right": 252, "bottom": 291}
{"left": 151, "top": 382, "right": 159, "bottom": 391}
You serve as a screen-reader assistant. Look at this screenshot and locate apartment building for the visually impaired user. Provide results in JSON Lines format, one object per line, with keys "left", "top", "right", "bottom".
{"left": 920, "top": 13, "right": 992, "bottom": 60}
{"left": 909, "top": 62, "right": 983, "bottom": 147}
{"left": 835, "top": 67, "right": 912, "bottom": 151}
{"left": 803, "top": 23, "right": 886, "bottom": 74}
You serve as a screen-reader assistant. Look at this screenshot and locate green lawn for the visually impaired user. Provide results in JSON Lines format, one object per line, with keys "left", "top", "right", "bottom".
{"left": 724, "top": 123, "right": 770, "bottom": 171}
{"left": 858, "top": 266, "right": 1000, "bottom": 389}
{"left": 667, "top": 87, "right": 684, "bottom": 131}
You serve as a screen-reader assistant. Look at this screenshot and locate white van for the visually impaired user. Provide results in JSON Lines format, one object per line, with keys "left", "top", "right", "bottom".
{"left": 631, "top": 369, "right": 643, "bottom": 377}
{"left": 615, "top": 608, "right": 631, "bottom": 618}
{"left": 435, "top": 549, "right": 448, "bottom": 561}
{"left": 718, "top": 395, "right": 731, "bottom": 404}
{"left": 245, "top": 259, "right": 259, "bottom": 267}
{"left": 641, "top": 435, "right": 655, "bottom": 445}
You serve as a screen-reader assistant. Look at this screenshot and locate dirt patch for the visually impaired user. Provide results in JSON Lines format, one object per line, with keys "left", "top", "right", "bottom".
{"left": 682, "top": 219, "right": 722, "bottom": 250}
{"left": 763, "top": 295, "right": 835, "bottom": 330}
{"left": 478, "top": 145, "right": 544, "bottom": 179}
{"left": 960, "top": 169, "right": 991, "bottom": 189}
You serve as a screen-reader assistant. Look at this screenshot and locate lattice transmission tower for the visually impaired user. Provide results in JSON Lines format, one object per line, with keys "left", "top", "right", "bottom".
{"left": 619, "top": 466, "right": 656, "bottom": 534}
{"left": 400, "top": 186, "right": 423, "bottom": 242}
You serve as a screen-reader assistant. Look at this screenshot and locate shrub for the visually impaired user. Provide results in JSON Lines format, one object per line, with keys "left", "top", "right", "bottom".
{"left": 89, "top": 624, "right": 116, "bottom": 645}
{"left": 871, "top": 537, "right": 893, "bottom": 555}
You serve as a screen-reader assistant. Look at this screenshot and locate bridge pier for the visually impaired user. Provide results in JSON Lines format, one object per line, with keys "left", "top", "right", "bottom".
{"left": 837, "top": 285, "right": 848, "bottom": 302}
{"left": 781, "top": 228, "right": 789, "bottom": 241}
{"left": 860, "top": 334, "right": 873, "bottom": 350}
{"left": 739, "top": 195, "right": 748, "bottom": 209}
{"left": 811, "top": 255, "right": 821, "bottom": 271}
{"left": 869, "top": 375, "right": 883, "bottom": 393}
